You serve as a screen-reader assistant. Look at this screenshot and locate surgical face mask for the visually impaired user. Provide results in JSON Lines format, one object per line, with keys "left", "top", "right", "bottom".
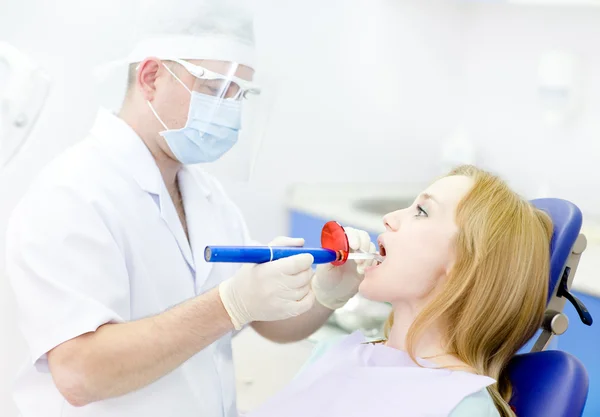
{"left": 147, "top": 66, "right": 242, "bottom": 165}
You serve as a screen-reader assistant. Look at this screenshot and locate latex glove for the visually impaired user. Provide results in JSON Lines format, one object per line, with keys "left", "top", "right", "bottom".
{"left": 219, "top": 237, "right": 316, "bottom": 330}
{"left": 311, "top": 227, "right": 376, "bottom": 310}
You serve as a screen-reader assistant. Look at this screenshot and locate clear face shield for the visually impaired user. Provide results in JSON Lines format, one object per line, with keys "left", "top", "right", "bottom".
{"left": 0, "top": 42, "right": 51, "bottom": 169}
{"left": 206, "top": 81, "right": 272, "bottom": 184}
{"left": 155, "top": 59, "right": 267, "bottom": 183}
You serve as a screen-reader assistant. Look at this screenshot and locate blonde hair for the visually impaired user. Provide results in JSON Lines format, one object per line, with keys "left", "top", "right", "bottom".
{"left": 384, "top": 165, "right": 553, "bottom": 417}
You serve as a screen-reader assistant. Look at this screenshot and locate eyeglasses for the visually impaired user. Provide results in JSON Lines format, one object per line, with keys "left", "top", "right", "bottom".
{"left": 172, "top": 58, "right": 261, "bottom": 100}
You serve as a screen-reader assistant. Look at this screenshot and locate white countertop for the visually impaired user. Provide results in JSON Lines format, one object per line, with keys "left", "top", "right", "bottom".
{"left": 286, "top": 183, "right": 600, "bottom": 298}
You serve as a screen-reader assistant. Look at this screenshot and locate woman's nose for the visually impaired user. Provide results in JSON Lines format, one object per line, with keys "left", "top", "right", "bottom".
{"left": 383, "top": 210, "right": 402, "bottom": 231}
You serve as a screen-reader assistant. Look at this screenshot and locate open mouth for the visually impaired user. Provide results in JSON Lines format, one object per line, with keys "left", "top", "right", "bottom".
{"left": 375, "top": 239, "right": 387, "bottom": 266}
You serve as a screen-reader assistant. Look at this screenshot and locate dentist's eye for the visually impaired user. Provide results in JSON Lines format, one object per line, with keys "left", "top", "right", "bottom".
{"left": 199, "top": 80, "right": 224, "bottom": 96}
{"left": 415, "top": 204, "right": 428, "bottom": 218}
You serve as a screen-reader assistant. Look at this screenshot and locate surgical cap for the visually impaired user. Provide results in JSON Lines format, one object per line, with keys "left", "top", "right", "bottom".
{"left": 126, "top": 0, "right": 255, "bottom": 68}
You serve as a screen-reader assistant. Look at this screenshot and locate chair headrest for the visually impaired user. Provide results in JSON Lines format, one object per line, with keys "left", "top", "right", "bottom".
{"left": 508, "top": 350, "right": 589, "bottom": 417}
{"left": 530, "top": 198, "right": 582, "bottom": 303}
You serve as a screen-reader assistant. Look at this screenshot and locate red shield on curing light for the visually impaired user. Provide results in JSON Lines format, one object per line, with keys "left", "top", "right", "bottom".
{"left": 321, "top": 221, "right": 349, "bottom": 266}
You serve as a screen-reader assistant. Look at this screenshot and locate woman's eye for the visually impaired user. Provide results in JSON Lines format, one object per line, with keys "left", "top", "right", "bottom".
{"left": 415, "top": 204, "right": 428, "bottom": 218}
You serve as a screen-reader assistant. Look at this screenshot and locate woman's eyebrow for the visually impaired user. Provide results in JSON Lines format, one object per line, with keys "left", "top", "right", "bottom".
{"left": 420, "top": 192, "right": 439, "bottom": 205}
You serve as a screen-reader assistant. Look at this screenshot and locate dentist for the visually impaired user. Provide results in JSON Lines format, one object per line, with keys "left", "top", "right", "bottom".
{"left": 5, "top": 2, "right": 376, "bottom": 417}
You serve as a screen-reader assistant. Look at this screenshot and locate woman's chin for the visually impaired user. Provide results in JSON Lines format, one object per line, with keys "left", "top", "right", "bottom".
{"left": 358, "top": 278, "right": 383, "bottom": 302}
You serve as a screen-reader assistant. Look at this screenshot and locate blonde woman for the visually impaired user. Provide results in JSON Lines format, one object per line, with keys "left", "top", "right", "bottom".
{"left": 248, "top": 165, "right": 553, "bottom": 417}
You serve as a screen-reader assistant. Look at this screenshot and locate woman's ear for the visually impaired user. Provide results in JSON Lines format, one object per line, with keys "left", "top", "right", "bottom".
{"left": 444, "top": 261, "right": 454, "bottom": 279}
{"left": 443, "top": 242, "right": 458, "bottom": 279}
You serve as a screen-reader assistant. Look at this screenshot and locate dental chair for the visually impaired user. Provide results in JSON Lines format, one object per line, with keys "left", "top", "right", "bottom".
{"left": 507, "top": 199, "right": 593, "bottom": 417}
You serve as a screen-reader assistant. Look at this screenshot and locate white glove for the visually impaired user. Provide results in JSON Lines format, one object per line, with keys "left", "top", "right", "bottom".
{"left": 219, "top": 237, "right": 316, "bottom": 330}
{"left": 311, "top": 227, "right": 376, "bottom": 310}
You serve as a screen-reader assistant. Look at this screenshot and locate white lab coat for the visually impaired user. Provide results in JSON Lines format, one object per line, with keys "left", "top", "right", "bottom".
{"left": 6, "top": 108, "right": 252, "bottom": 417}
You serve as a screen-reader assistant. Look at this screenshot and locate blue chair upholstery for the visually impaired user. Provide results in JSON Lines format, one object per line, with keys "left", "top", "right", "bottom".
{"left": 507, "top": 199, "right": 590, "bottom": 417}
{"left": 533, "top": 198, "right": 582, "bottom": 304}
{"left": 508, "top": 351, "right": 589, "bottom": 417}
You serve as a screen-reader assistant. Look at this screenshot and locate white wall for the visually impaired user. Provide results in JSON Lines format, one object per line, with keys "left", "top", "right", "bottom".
{"left": 460, "top": 3, "right": 600, "bottom": 219}
{"left": 234, "top": 0, "right": 467, "bottom": 243}
{"left": 237, "top": 0, "right": 600, "bottom": 243}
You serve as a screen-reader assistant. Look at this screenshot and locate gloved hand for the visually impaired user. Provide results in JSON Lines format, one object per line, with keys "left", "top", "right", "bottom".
{"left": 312, "top": 227, "right": 376, "bottom": 310}
{"left": 219, "top": 237, "right": 316, "bottom": 330}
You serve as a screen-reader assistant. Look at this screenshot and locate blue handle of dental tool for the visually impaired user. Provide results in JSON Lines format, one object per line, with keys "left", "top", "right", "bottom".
{"left": 204, "top": 246, "right": 339, "bottom": 264}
